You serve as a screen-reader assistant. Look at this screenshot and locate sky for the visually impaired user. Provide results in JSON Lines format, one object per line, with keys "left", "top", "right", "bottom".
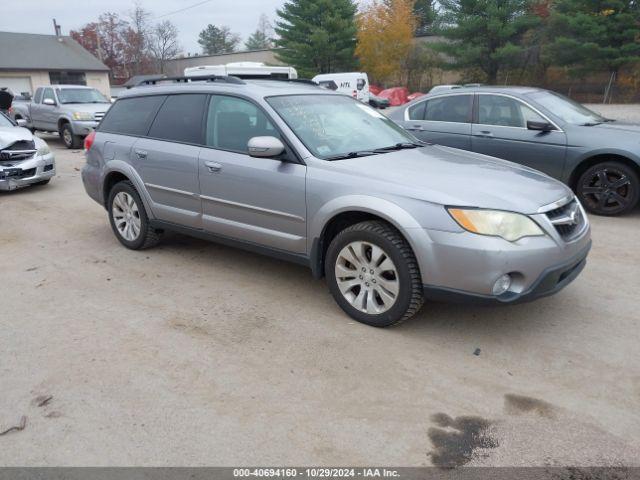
{"left": 0, "top": 0, "right": 287, "bottom": 55}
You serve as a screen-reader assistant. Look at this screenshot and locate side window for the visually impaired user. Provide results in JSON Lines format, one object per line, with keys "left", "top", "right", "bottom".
{"left": 34, "top": 88, "right": 43, "bottom": 104}
{"left": 408, "top": 101, "right": 426, "bottom": 120}
{"left": 205, "top": 95, "right": 279, "bottom": 153}
{"left": 147, "top": 94, "right": 206, "bottom": 144}
{"left": 318, "top": 81, "right": 338, "bottom": 91}
{"left": 424, "top": 95, "right": 472, "bottom": 123}
{"left": 43, "top": 88, "right": 55, "bottom": 104}
{"left": 478, "top": 95, "right": 546, "bottom": 128}
{"left": 99, "top": 95, "right": 166, "bottom": 136}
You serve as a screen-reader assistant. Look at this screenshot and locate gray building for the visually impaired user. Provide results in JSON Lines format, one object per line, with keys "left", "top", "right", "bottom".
{"left": 0, "top": 31, "right": 110, "bottom": 97}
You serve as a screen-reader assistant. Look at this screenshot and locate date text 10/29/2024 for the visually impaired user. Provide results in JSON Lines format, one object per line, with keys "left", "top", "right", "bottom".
{"left": 233, "top": 468, "right": 400, "bottom": 478}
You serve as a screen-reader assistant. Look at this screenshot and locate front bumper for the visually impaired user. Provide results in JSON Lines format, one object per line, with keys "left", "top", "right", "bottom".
{"left": 422, "top": 240, "right": 591, "bottom": 304}
{"left": 0, "top": 152, "right": 56, "bottom": 191}
{"left": 71, "top": 120, "right": 99, "bottom": 136}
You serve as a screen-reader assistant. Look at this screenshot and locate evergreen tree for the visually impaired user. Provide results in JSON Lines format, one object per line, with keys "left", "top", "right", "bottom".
{"left": 245, "top": 14, "right": 274, "bottom": 50}
{"left": 544, "top": 0, "right": 640, "bottom": 77}
{"left": 275, "top": 0, "right": 358, "bottom": 77}
{"left": 198, "top": 24, "right": 240, "bottom": 55}
{"left": 433, "top": 0, "right": 540, "bottom": 82}
{"left": 413, "top": 0, "right": 438, "bottom": 35}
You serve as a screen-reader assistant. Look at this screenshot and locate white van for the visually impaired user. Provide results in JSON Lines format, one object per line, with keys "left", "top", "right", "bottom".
{"left": 312, "top": 72, "right": 370, "bottom": 103}
{"left": 184, "top": 62, "right": 297, "bottom": 80}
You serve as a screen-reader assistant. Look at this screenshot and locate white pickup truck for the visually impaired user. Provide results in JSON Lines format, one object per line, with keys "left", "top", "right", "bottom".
{"left": 12, "top": 85, "right": 111, "bottom": 149}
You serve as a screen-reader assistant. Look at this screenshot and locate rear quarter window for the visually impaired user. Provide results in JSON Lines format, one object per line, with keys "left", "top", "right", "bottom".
{"left": 99, "top": 95, "right": 166, "bottom": 136}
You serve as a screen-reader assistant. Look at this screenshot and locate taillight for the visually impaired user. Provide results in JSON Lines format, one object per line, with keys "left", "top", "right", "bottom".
{"left": 84, "top": 131, "right": 96, "bottom": 151}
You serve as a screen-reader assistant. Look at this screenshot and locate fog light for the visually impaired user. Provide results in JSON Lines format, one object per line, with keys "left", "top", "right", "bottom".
{"left": 492, "top": 274, "right": 512, "bottom": 296}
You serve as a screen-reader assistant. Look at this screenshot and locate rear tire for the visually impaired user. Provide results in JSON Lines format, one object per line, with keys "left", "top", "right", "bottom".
{"left": 107, "top": 180, "right": 161, "bottom": 250}
{"left": 576, "top": 161, "right": 639, "bottom": 216}
{"left": 60, "top": 123, "right": 83, "bottom": 149}
{"left": 325, "top": 221, "right": 424, "bottom": 327}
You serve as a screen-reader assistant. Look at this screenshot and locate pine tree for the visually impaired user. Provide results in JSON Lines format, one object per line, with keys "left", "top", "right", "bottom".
{"left": 433, "top": 0, "right": 540, "bottom": 83}
{"left": 198, "top": 24, "right": 240, "bottom": 55}
{"left": 544, "top": 0, "right": 640, "bottom": 78}
{"left": 275, "top": 0, "right": 358, "bottom": 77}
{"left": 245, "top": 14, "right": 274, "bottom": 50}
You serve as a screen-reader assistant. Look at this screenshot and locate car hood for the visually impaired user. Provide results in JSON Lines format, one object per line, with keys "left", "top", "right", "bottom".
{"left": 59, "top": 103, "right": 110, "bottom": 114}
{"left": 328, "top": 145, "right": 572, "bottom": 213}
{"left": 0, "top": 126, "right": 34, "bottom": 149}
{"left": 587, "top": 122, "right": 640, "bottom": 134}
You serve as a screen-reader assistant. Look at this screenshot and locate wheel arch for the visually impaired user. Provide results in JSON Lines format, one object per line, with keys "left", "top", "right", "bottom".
{"left": 101, "top": 163, "right": 155, "bottom": 220}
{"left": 309, "top": 197, "right": 424, "bottom": 279}
{"left": 57, "top": 117, "right": 71, "bottom": 132}
{"left": 569, "top": 153, "right": 640, "bottom": 191}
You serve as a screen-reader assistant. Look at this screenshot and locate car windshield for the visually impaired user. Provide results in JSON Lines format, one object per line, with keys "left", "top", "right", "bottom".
{"left": 56, "top": 88, "right": 109, "bottom": 104}
{"left": 267, "top": 94, "right": 419, "bottom": 159}
{"left": 0, "top": 113, "right": 14, "bottom": 127}
{"left": 527, "top": 90, "right": 606, "bottom": 125}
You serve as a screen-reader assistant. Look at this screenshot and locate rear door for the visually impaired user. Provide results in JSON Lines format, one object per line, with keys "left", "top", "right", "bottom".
{"left": 401, "top": 94, "right": 473, "bottom": 150}
{"left": 471, "top": 94, "right": 567, "bottom": 176}
{"left": 198, "top": 94, "right": 307, "bottom": 254}
{"left": 131, "top": 93, "right": 206, "bottom": 229}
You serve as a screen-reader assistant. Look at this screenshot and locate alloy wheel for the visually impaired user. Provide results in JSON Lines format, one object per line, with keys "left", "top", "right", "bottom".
{"left": 112, "top": 192, "right": 141, "bottom": 241}
{"left": 580, "top": 167, "right": 634, "bottom": 214}
{"left": 334, "top": 241, "right": 399, "bottom": 314}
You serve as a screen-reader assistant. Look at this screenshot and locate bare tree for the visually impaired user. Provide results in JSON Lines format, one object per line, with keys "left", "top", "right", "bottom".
{"left": 123, "top": 2, "right": 152, "bottom": 75}
{"left": 150, "top": 20, "right": 181, "bottom": 74}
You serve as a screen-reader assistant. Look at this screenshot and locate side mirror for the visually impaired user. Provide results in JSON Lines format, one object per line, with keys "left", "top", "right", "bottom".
{"left": 248, "top": 136, "right": 285, "bottom": 158}
{"left": 16, "top": 119, "right": 27, "bottom": 127}
{"left": 43, "top": 98, "right": 56, "bottom": 106}
{"left": 527, "top": 120, "right": 554, "bottom": 131}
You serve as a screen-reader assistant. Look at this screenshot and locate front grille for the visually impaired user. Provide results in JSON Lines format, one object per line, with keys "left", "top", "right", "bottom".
{"left": 546, "top": 199, "right": 585, "bottom": 241}
{"left": 94, "top": 111, "right": 106, "bottom": 121}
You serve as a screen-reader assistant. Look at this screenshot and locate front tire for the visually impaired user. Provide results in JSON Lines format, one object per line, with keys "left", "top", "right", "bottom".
{"left": 107, "top": 181, "right": 161, "bottom": 250}
{"left": 576, "top": 161, "right": 639, "bottom": 216}
{"left": 325, "top": 221, "right": 424, "bottom": 327}
{"left": 60, "top": 123, "right": 83, "bottom": 149}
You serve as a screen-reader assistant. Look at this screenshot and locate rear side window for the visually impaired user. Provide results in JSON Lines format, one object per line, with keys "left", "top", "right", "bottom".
{"left": 34, "top": 88, "right": 43, "bottom": 104}
{"left": 99, "top": 96, "right": 165, "bottom": 136}
{"left": 408, "top": 101, "right": 427, "bottom": 120}
{"left": 147, "top": 94, "right": 206, "bottom": 144}
{"left": 424, "top": 95, "right": 472, "bottom": 123}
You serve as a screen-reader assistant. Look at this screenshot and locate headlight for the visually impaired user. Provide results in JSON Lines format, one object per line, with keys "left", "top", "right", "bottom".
{"left": 72, "top": 112, "right": 93, "bottom": 121}
{"left": 37, "top": 144, "right": 51, "bottom": 156}
{"left": 447, "top": 208, "right": 544, "bottom": 242}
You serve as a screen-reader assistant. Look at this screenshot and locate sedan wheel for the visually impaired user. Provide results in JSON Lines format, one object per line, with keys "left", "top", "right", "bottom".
{"left": 577, "top": 162, "right": 639, "bottom": 216}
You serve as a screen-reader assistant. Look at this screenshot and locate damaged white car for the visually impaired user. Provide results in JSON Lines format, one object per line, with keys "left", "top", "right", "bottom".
{"left": 0, "top": 112, "right": 55, "bottom": 191}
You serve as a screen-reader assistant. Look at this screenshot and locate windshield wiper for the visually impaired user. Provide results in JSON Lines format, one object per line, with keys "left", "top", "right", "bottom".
{"left": 325, "top": 150, "right": 379, "bottom": 161}
{"left": 603, "top": 118, "right": 616, "bottom": 122}
{"left": 581, "top": 122, "right": 603, "bottom": 126}
{"left": 373, "top": 142, "right": 423, "bottom": 152}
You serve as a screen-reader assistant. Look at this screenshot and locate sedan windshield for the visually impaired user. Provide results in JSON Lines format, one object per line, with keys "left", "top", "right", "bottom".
{"left": 56, "top": 88, "right": 109, "bottom": 104}
{"left": 527, "top": 91, "right": 606, "bottom": 125}
{"left": 267, "top": 94, "right": 419, "bottom": 159}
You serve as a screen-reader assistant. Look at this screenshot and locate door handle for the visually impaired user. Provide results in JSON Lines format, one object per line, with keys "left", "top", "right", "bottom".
{"left": 474, "top": 131, "right": 494, "bottom": 138}
{"left": 406, "top": 124, "right": 424, "bottom": 131}
{"left": 134, "top": 149, "right": 147, "bottom": 159}
{"left": 204, "top": 161, "right": 222, "bottom": 173}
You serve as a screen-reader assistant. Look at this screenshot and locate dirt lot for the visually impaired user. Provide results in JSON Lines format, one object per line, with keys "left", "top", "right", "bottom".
{"left": 1, "top": 127, "right": 639, "bottom": 466}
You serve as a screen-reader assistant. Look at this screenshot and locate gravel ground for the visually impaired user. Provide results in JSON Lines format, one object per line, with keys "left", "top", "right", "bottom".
{"left": 0, "top": 134, "right": 639, "bottom": 467}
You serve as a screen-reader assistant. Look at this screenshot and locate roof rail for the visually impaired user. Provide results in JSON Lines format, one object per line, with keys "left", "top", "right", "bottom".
{"left": 135, "top": 75, "right": 246, "bottom": 87}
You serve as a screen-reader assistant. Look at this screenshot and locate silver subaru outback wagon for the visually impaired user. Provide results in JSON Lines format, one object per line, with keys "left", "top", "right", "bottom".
{"left": 82, "top": 77, "right": 591, "bottom": 327}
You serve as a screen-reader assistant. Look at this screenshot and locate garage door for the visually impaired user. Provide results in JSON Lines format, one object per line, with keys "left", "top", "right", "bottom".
{"left": 0, "top": 76, "right": 32, "bottom": 95}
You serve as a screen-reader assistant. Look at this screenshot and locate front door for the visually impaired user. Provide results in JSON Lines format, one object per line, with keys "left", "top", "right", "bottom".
{"left": 471, "top": 94, "right": 567, "bottom": 177}
{"left": 401, "top": 94, "right": 473, "bottom": 150}
{"left": 198, "top": 95, "right": 307, "bottom": 254}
